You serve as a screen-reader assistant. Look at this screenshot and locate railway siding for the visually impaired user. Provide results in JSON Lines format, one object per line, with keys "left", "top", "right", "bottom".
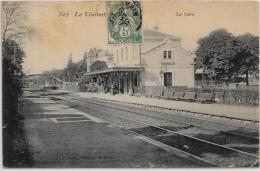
{"left": 51, "top": 94, "right": 259, "bottom": 167}
{"left": 72, "top": 92, "right": 259, "bottom": 122}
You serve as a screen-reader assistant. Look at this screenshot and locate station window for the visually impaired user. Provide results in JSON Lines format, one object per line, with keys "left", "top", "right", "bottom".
{"left": 168, "top": 51, "right": 172, "bottom": 59}
{"left": 163, "top": 50, "right": 173, "bottom": 59}
{"left": 163, "top": 50, "right": 167, "bottom": 59}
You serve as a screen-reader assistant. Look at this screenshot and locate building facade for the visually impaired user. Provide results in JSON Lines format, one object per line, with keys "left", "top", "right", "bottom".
{"left": 141, "top": 28, "right": 194, "bottom": 88}
{"left": 85, "top": 28, "right": 195, "bottom": 94}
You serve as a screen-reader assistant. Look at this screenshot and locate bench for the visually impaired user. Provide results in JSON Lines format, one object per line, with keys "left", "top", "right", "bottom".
{"left": 181, "top": 92, "right": 197, "bottom": 102}
{"left": 196, "top": 93, "right": 214, "bottom": 103}
{"left": 168, "top": 92, "right": 185, "bottom": 100}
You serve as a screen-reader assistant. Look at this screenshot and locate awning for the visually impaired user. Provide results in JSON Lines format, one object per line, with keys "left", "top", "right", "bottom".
{"left": 84, "top": 66, "right": 143, "bottom": 76}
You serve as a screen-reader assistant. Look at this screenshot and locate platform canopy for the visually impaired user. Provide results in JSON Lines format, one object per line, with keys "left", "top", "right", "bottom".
{"left": 84, "top": 66, "right": 143, "bottom": 76}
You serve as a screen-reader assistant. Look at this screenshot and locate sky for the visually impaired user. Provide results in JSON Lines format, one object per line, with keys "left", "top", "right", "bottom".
{"left": 16, "top": 1, "right": 259, "bottom": 74}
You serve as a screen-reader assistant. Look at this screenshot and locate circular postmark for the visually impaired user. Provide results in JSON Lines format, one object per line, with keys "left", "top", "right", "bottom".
{"left": 107, "top": 1, "right": 142, "bottom": 43}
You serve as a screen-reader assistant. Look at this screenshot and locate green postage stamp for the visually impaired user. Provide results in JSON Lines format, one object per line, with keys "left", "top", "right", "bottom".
{"left": 107, "top": 1, "right": 142, "bottom": 44}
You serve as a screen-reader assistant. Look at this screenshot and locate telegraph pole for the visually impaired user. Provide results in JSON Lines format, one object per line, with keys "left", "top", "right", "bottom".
{"left": 160, "top": 58, "right": 163, "bottom": 96}
{"left": 139, "top": 44, "right": 142, "bottom": 94}
{"left": 13, "top": 43, "right": 16, "bottom": 64}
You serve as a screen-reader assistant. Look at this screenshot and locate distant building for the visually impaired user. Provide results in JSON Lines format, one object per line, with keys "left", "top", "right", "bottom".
{"left": 86, "top": 48, "right": 114, "bottom": 72}
{"left": 84, "top": 27, "right": 195, "bottom": 94}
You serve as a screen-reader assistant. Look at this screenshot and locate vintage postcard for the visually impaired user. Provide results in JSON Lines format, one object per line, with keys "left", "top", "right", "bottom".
{"left": 1, "top": 0, "right": 259, "bottom": 168}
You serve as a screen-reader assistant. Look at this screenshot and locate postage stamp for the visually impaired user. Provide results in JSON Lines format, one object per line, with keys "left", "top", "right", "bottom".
{"left": 107, "top": 1, "right": 142, "bottom": 44}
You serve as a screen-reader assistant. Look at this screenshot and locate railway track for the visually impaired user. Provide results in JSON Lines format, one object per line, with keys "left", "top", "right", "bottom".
{"left": 90, "top": 97, "right": 259, "bottom": 130}
{"left": 69, "top": 97, "right": 259, "bottom": 152}
{"left": 50, "top": 93, "right": 258, "bottom": 139}
{"left": 81, "top": 97, "right": 259, "bottom": 138}
{"left": 46, "top": 94, "right": 259, "bottom": 167}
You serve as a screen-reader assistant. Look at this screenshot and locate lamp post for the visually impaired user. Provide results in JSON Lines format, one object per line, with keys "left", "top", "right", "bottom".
{"left": 139, "top": 44, "right": 142, "bottom": 94}
{"left": 13, "top": 43, "right": 16, "bottom": 64}
{"left": 202, "top": 68, "right": 205, "bottom": 87}
{"left": 160, "top": 58, "right": 164, "bottom": 97}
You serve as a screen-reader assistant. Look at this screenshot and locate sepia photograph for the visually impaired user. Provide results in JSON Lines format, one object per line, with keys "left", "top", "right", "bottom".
{"left": 1, "top": 0, "right": 259, "bottom": 168}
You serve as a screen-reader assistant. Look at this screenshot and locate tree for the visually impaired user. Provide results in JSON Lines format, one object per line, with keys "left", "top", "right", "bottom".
{"left": 233, "top": 34, "right": 259, "bottom": 85}
{"left": 196, "top": 29, "right": 237, "bottom": 82}
{"left": 2, "top": 2, "right": 35, "bottom": 43}
{"left": 80, "top": 52, "right": 88, "bottom": 72}
{"left": 43, "top": 52, "right": 89, "bottom": 82}
{"left": 90, "top": 60, "right": 108, "bottom": 72}
{"left": 2, "top": 40, "right": 25, "bottom": 72}
{"left": 2, "top": 2, "right": 34, "bottom": 166}
{"left": 64, "top": 54, "right": 76, "bottom": 82}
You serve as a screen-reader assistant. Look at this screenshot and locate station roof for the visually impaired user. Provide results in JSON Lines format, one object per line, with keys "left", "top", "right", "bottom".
{"left": 143, "top": 29, "right": 181, "bottom": 40}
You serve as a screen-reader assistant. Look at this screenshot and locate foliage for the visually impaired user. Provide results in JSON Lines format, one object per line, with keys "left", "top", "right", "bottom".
{"left": 90, "top": 60, "right": 108, "bottom": 72}
{"left": 2, "top": 40, "right": 25, "bottom": 74}
{"left": 232, "top": 34, "right": 259, "bottom": 85}
{"left": 196, "top": 28, "right": 259, "bottom": 85}
{"left": 44, "top": 53, "right": 88, "bottom": 82}
{"left": 2, "top": 2, "right": 33, "bottom": 167}
{"left": 3, "top": 40, "right": 25, "bottom": 125}
{"left": 196, "top": 29, "right": 237, "bottom": 81}
{"left": 2, "top": 40, "right": 34, "bottom": 167}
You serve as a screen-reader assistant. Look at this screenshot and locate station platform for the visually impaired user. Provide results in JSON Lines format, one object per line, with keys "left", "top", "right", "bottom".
{"left": 21, "top": 91, "right": 202, "bottom": 167}
{"left": 71, "top": 92, "right": 259, "bottom": 122}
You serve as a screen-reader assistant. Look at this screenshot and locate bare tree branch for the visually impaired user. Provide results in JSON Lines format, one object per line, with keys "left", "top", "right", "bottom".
{"left": 2, "top": 2, "right": 36, "bottom": 43}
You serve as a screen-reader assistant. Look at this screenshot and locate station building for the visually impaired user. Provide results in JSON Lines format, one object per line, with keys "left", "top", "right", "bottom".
{"left": 84, "top": 28, "right": 195, "bottom": 94}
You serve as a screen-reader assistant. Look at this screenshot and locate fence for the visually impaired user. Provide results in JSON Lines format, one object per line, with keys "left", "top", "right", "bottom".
{"left": 76, "top": 84, "right": 258, "bottom": 105}
{"left": 143, "top": 86, "right": 259, "bottom": 105}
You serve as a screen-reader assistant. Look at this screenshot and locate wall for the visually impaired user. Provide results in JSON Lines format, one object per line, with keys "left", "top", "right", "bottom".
{"left": 111, "top": 44, "right": 140, "bottom": 67}
{"left": 141, "top": 39, "right": 194, "bottom": 87}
